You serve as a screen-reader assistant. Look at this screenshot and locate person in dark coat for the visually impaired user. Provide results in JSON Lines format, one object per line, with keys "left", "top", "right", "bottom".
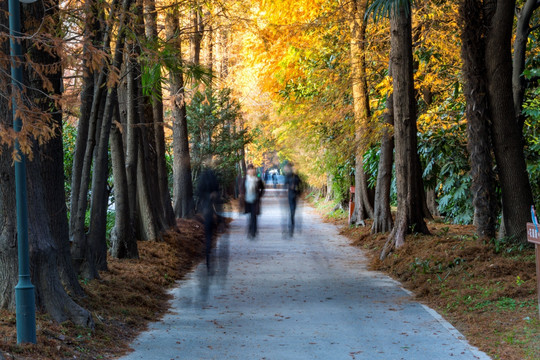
{"left": 284, "top": 163, "right": 302, "bottom": 236}
{"left": 197, "top": 163, "right": 220, "bottom": 269}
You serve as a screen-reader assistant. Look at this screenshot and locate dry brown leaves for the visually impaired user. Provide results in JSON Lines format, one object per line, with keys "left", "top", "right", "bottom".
{"left": 0, "top": 218, "right": 206, "bottom": 360}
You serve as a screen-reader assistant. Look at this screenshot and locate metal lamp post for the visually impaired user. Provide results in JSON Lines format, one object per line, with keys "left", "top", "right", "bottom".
{"left": 8, "top": 0, "right": 38, "bottom": 344}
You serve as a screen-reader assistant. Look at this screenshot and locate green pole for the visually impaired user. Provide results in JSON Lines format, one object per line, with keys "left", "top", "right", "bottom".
{"left": 8, "top": 0, "right": 37, "bottom": 344}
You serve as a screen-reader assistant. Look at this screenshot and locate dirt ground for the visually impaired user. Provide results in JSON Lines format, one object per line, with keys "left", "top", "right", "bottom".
{"left": 334, "top": 216, "right": 540, "bottom": 360}
{"left": 0, "top": 218, "right": 207, "bottom": 360}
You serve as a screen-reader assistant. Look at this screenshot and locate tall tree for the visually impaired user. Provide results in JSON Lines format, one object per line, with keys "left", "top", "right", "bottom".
{"left": 143, "top": 0, "right": 176, "bottom": 227}
{"left": 459, "top": 0, "right": 497, "bottom": 239}
{"left": 0, "top": 0, "right": 92, "bottom": 327}
{"left": 86, "top": 0, "right": 134, "bottom": 269}
{"left": 380, "top": 1, "right": 430, "bottom": 259}
{"left": 70, "top": 0, "right": 119, "bottom": 279}
{"left": 167, "top": 8, "right": 196, "bottom": 218}
{"left": 348, "top": 0, "right": 374, "bottom": 225}
{"left": 513, "top": 0, "right": 540, "bottom": 130}
{"left": 109, "top": 103, "right": 138, "bottom": 258}
{"left": 190, "top": 0, "right": 204, "bottom": 65}
{"left": 371, "top": 88, "right": 394, "bottom": 234}
{"left": 485, "top": 0, "right": 533, "bottom": 243}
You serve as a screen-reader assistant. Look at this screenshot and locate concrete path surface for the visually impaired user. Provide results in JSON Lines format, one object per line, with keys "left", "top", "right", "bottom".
{"left": 119, "top": 189, "right": 491, "bottom": 360}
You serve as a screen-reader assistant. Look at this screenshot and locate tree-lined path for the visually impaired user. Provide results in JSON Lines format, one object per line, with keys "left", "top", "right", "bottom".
{"left": 120, "top": 190, "right": 490, "bottom": 360}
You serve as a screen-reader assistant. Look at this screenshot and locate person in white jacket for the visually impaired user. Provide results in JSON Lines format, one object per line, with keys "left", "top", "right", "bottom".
{"left": 243, "top": 164, "right": 265, "bottom": 238}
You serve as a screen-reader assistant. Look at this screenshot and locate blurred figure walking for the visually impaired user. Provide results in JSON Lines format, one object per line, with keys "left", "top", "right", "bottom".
{"left": 284, "top": 163, "right": 302, "bottom": 237}
{"left": 242, "top": 164, "right": 265, "bottom": 238}
{"left": 197, "top": 160, "right": 220, "bottom": 269}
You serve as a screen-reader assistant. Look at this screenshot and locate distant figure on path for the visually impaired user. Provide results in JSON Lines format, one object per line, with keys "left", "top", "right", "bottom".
{"left": 197, "top": 160, "right": 220, "bottom": 268}
{"left": 243, "top": 164, "right": 265, "bottom": 238}
{"left": 284, "top": 163, "right": 302, "bottom": 237}
{"left": 272, "top": 172, "right": 278, "bottom": 188}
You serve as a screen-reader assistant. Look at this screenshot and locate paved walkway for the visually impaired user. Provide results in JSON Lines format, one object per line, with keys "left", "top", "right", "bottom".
{"left": 119, "top": 189, "right": 490, "bottom": 360}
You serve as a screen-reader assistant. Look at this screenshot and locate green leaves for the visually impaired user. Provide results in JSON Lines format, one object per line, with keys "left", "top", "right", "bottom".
{"left": 187, "top": 87, "right": 247, "bottom": 189}
{"left": 366, "top": 0, "right": 413, "bottom": 22}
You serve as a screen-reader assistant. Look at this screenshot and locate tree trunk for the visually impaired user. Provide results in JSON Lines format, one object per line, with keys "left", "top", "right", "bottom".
{"left": 513, "top": 0, "right": 539, "bottom": 131}
{"left": 133, "top": 0, "right": 168, "bottom": 234}
{"left": 122, "top": 60, "right": 138, "bottom": 230}
{"left": 190, "top": 1, "right": 204, "bottom": 65}
{"left": 38, "top": 55, "right": 84, "bottom": 297}
{"left": 218, "top": 26, "right": 229, "bottom": 79}
{"left": 71, "top": 0, "right": 119, "bottom": 280}
{"left": 27, "top": 156, "right": 94, "bottom": 328}
{"left": 87, "top": 0, "right": 133, "bottom": 270}
{"left": 207, "top": 21, "right": 214, "bottom": 74}
{"left": 0, "top": 0, "right": 93, "bottom": 327}
{"left": 110, "top": 104, "right": 138, "bottom": 258}
{"left": 144, "top": 0, "right": 176, "bottom": 227}
{"left": 371, "top": 92, "right": 395, "bottom": 234}
{"left": 136, "top": 142, "right": 160, "bottom": 240}
{"left": 459, "top": 0, "right": 497, "bottom": 239}
{"left": 167, "top": 10, "right": 195, "bottom": 218}
{"left": 485, "top": 0, "right": 533, "bottom": 244}
{"left": 381, "top": 4, "right": 429, "bottom": 260}
{"left": 348, "top": 0, "right": 374, "bottom": 224}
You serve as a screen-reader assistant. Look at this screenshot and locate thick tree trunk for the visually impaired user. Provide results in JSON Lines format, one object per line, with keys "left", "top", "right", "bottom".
{"left": 87, "top": 0, "right": 134, "bottom": 269}
{"left": 348, "top": 0, "right": 373, "bottom": 224}
{"left": 38, "top": 57, "right": 84, "bottom": 297}
{"left": 513, "top": 0, "right": 539, "bottom": 131}
{"left": 459, "top": 0, "right": 497, "bottom": 239}
{"left": 144, "top": 0, "right": 176, "bottom": 227}
{"left": 0, "top": 0, "right": 93, "bottom": 327}
{"left": 123, "top": 60, "right": 138, "bottom": 229}
{"left": 136, "top": 143, "right": 160, "bottom": 240}
{"left": 71, "top": 0, "right": 118, "bottom": 280}
{"left": 381, "top": 5, "right": 429, "bottom": 260}
{"left": 110, "top": 106, "right": 138, "bottom": 258}
{"left": 132, "top": 0, "right": 168, "bottom": 234}
{"left": 120, "top": 49, "right": 161, "bottom": 241}
{"left": 27, "top": 157, "right": 94, "bottom": 328}
{"left": 0, "top": 150, "right": 18, "bottom": 311}
{"left": 167, "top": 11, "right": 195, "bottom": 218}
{"left": 371, "top": 92, "right": 394, "bottom": 234}
{"left": 136, "top": 75, "right": 163, "bottom": 239}
{"left": 485, "top": 0, "right": 533, "bottom": 244}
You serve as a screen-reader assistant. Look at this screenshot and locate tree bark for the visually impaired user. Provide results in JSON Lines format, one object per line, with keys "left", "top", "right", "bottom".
{"left": 348, "top": 0, "right": 374, "bottom": 224}
{"left": 110, "top": 103, "right": 138, "bottom": 258}
{"left": 381, "top": 4, "right": 429, "bottom": 260}
{"left": 513, "top": 0, "right": 540, "bottom": 131}
{"left": 190, "top": 1, "right": 204, "bottom": 65}
{"left": 132, "top": 0, "right": 168, "bottom": 235}
{"left": 38, "top": 50, "right": 84, "bottom": 298}
{"left": 167, "top": 10, "right": 195, "bottom": 218}
{"left": 144, "top": 0, "right": 176, "bottom": 227}
{"left": 71, "top": 0, "right": 119, "bottom": 280}
{"left": 87, "top": 0, "right": 133, "bottom": 270}
{"left": 371, "top": 92, "right": 395, "bottom": 234}
{"left": 485, "top": 0, "right": 533, "bottom": 244}
{"left": 0, "top": 0, "right": 93, "bottom": 327}
{"left": 459, "top": 0, "right": 497, "bottom": 239}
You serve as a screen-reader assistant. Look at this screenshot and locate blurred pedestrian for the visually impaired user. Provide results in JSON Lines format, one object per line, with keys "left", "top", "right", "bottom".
{"left": 284, "top": 163, "right": 302, "bottom": 236}
{"left": 197, "top": 159, "right": 220, "bottom": 269}
{"left": 243, "top": 164, "right": 265, "bottom": 238}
